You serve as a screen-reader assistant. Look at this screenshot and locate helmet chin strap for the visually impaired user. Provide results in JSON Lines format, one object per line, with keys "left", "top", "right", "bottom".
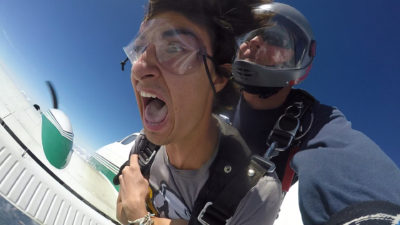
{"left": 242, "top": 86, "right": 283, "bottom": 99}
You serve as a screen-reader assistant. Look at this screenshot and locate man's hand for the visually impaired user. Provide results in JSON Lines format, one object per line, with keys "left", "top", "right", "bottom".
{"left": 117, "top": 154, "right": 149, "bottom": 224}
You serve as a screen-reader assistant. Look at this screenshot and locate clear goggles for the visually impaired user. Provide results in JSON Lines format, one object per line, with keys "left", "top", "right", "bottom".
{"left": 123, "top": 19, "right": 213, "bottom": 75}
{"left": 236, "top": 24, "right": 302, "bottom": 69}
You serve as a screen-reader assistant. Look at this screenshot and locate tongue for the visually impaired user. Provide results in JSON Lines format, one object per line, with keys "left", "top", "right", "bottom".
{"left": 145, "top": 98, "right": 168, "bottom": 123}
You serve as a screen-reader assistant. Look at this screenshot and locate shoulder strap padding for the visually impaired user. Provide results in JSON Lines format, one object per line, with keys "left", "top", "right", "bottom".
{"left": 189, "top": 132, "right": 271, "bottom": 225}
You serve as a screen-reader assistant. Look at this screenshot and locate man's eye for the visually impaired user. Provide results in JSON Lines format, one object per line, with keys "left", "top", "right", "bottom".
{"left": 166, "top": 42, "right": 185, "bottom": 53}
{"left": 133, "top": 45, "right": 147, "bottom": 54}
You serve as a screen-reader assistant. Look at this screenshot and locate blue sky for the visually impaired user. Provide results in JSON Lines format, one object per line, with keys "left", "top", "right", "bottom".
{"left": 0, "top": 0, "right": 399, "bottom": 166}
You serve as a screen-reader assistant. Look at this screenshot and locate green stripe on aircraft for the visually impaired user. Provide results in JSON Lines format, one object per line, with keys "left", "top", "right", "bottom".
{"left": 41, "top": 111, "right": 73, "bottom": 169}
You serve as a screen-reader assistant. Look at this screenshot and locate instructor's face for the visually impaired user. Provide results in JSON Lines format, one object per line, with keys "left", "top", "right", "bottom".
{"left": 238, "top": 35, "right": 294, "bottom": 66}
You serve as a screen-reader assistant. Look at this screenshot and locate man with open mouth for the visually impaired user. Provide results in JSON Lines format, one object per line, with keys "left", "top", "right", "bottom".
{"left": 116, "top": 0, "right": 283, "bottom": 225}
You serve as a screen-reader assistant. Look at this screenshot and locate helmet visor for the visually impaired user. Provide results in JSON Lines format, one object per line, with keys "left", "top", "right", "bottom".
{"left": 236, "top": 23, "right": 305, "bottom": 70}
{"left": 123, "top": 19, "right": 208, "bottom": 75}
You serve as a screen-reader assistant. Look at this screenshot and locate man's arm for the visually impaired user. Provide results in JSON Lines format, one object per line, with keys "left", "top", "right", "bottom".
{"left": 117, "top": 154, "right": 149, "bottom": 224}
{"left": 117, "top": 154, "right": 188, "bottom": 225}
{"left": 292, "top": 107, "right": 400, "bottom": 224}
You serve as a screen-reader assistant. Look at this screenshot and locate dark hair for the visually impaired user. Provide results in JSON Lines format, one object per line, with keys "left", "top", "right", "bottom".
{"left": 144, "top": 0, "right": 272, "bottom": 113}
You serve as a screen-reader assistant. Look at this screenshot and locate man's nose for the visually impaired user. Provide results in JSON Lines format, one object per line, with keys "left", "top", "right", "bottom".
{"left": 131, "top": 44, "right": 160, "bottom": 81}
{"left": 248, "top": 36, "right": 264, "bottom": 50}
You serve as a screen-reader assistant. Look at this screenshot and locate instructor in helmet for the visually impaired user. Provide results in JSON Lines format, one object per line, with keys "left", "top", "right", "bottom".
{"left": 231, "top": 2, "right": 400, "bottom": 224}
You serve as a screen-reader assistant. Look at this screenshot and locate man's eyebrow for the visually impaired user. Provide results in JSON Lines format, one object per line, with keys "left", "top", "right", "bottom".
{"left": 134, "top": 28, "right": 199, "bottom": 46}
{"left": 162, "top": 28, "right": 198, "bottom": 40}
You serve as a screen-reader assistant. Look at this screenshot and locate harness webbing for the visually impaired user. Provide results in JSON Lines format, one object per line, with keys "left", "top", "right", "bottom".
{"left": 113, "top": 133, "right": 160, "bottom": 184}
{"left": 265, "top": 89, "right": 316, "bottom": 192}
{"left": 189, "top": 133, "right": 273, "bottom": 225}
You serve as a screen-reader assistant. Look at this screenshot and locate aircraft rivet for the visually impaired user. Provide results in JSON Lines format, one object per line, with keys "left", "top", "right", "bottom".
{"left": 224, "top": 165, "right": 232, "bottom": 173}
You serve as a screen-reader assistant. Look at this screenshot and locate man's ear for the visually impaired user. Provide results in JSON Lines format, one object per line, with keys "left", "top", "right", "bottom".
{"left": 214, "top": 63, "right": 232, "bottom": 92}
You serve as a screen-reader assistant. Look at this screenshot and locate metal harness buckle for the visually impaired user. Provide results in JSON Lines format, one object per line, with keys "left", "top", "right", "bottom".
{"left": 138, "top": 142, "right": 158, "bottom": 167}
{"left": 197, "top": 202, "right": 214, "bottom": 225}
{"left": 267, "top": 102, "right": 303, "bottom": 153}
{"left": 252, "top": 155, "right": 276, "bottom": 174}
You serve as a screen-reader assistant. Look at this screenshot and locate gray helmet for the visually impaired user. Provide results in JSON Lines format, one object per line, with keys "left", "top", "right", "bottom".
{"left": 232, "top": 2, "right": 316, "bottom": 92}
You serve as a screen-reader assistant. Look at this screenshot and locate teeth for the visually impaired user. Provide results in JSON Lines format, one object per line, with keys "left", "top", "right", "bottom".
{"left": 140, "top": 91, "right": 157, "bottom": 98}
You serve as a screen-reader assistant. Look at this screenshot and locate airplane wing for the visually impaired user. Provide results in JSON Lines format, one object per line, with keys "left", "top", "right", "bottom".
{"left": 0, "top": 67, "right": 120, "bottom": 224}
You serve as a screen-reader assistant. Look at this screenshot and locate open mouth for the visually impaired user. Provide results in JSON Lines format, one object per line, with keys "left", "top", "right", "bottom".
{"left": 141, "top": 91, "right": 168, "bottom": 125}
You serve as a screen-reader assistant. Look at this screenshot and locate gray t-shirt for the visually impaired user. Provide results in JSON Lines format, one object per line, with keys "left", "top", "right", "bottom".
{"left": 144, "top": 117, "right": 282, "bottom": 224}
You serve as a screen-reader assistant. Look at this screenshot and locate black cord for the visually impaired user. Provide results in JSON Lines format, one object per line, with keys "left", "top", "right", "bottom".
{"left": 202, "top": 54, "right": 217, "bottom": 96}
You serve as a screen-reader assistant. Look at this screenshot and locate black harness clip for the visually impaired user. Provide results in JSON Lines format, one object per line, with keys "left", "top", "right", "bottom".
{"left": 266, "top": 102, "right": 303, "bottom": 158}
{"left": 113, "top": 133, "right": 160, "bottom": 184}
{"left": 197, "top": 202, "right": 229, "bottom": 225}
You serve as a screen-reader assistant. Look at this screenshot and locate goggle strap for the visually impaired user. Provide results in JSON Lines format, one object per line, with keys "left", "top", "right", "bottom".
{"left": 202, "top": 54, "right": 217, "bottom": 96}
{"left": 121, "top": 57, "right": 129, "bottom": 71}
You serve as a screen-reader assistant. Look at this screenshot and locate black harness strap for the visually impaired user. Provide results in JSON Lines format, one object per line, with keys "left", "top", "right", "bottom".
{"left": 189, "top": 133, "right": 274, "bottom": 225}
{"left": 113, "top": 133, "right": 160, "bottom": 184}
{"left": 198, "top": 158, "right": 270, "bottom": 224}
{"left": 189, "top": 134, "right": 250, "bottom": 225}
{"left": 265, "top": 89, "right": 316, "bottom": 191}
{"left": 266, "top": 90, "right": 315, "bottom": 156}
